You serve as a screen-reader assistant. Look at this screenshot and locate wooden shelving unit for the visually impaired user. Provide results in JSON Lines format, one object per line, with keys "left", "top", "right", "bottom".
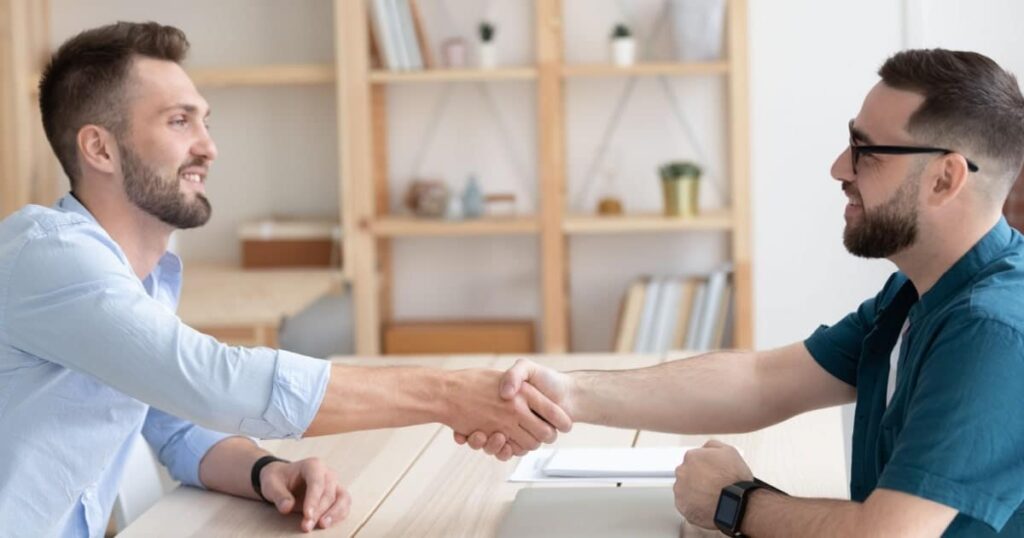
{"left": 3, "top": 1, "right": 752, "bottom": 355}
{"left": 338, "top": 0, "right": 752, "bottom": 355}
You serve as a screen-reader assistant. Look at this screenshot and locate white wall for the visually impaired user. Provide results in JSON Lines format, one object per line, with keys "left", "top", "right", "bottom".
{"left": 750, "top": 0, "right": 1024, "bottom": 350}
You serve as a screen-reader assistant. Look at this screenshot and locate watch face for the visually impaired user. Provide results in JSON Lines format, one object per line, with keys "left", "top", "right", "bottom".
{"left": 714, "top": 491, "right": 741, "bottom": 528}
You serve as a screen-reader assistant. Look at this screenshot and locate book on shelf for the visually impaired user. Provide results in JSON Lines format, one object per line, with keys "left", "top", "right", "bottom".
{"left": 368, "top": 0, "right": 429, "bottom": 71}
{"left": 615, "top": 269, "right": 734, "bottom": 353}
{"left": 614, "top": 279, "right": 647, "bottom": 353}
{"left": 633, "top": 277, "right": 662, "bottom": 353}
{"left": 369, "top": 0, "right": 400, "bottom": 69}
{"left": 408, "top": 0, "right": 434, "bottom": 68}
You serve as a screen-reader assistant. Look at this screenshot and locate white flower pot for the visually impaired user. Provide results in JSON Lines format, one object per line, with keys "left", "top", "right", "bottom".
{"left": 611, "top": 37, "right": 636, "bottom": 67}
{"left": 478, "top": 42, "right": 498, "bottom": 69}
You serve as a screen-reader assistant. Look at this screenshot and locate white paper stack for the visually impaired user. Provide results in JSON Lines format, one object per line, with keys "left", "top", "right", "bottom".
{"left": 508, "top": 447, "right": 694, "bottom": 485}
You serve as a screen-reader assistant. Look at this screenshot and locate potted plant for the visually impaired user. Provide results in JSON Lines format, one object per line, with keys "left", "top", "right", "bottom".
{"left": 478, "top": 21, "right": 497, "bottom": 69}
{"left": 610, "top": 23, "right": 636, "bottom": 66}
{"left": 659, "top": 161, "right": 702, "bottom": 217}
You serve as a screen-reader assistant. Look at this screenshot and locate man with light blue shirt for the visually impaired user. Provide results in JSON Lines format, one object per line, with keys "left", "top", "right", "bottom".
{"left": 0, "top": 22, "right": 570, "bottom": 537}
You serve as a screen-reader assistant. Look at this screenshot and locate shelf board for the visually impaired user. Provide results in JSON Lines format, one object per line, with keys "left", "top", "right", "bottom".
{"left": 369, "top": 68, "right": 538, "bottom": 84}
{"left": 562, "top": 61, "right": 729, "bottom": 78}
{"left": 29, "top": 64, "right": 336, "bottom": 94}
{"left": 563, "top": 211, "right": 734, "bottom": 234}
{"left": 188, "top": 64, "right": 335, "bottom": 88}
{"left": 373, "top": 216, "right": 540, "bottom": 237}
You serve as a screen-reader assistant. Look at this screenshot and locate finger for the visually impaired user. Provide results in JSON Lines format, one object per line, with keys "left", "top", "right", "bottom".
{"left": 313, "top": 477, "right": 338, "bottom": 530}
{"left": 468, "top": 431, "right": 490, "bottom": 450}
{"left": 515, "top": 396, "right": 557, "bottom": 445}
{"left": 484, "top": 433, "right": 506, "bottom": 455}
{"left": 520, "top": 382, "right": 572, "bottom": 435}
{"left": 500, "top": 359, "right": 535, "bottom": 399}
{"left": 496, "top": 444, "right": 515, "bottom": 461}
{"left": 508, "top": 440, "right": 528, "bottom": 457}
{"left": 320, "top": 486, "right": 352, "bottom": 529}
{"left": 704, "top": 439, "right": 727, "bottom": 449}
{"left": 454, "top": 432, "right": 468, "bottom": 444}
{"left": 301, "top": 468, "right": 327, "bottom": 532}
{"left": 260, "top": 470, "right": 296, "bottom": 514}
{"left": 507, "top": 425, "right": 541, "bottom": 451}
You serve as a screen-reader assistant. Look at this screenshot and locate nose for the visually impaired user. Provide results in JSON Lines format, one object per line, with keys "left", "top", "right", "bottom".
{"left": 831, "top": 146, "right": 853, "bottom": 184}
{"left": 192, "top": 125, "right": 218, "bottom": 162}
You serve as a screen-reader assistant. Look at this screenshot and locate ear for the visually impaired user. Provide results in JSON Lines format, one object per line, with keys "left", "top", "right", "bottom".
{"left": 77, "top": 125, "right": 119, "bottom": 177}
{"left": 925, "top": 153, "right": 970, "bottom": 208}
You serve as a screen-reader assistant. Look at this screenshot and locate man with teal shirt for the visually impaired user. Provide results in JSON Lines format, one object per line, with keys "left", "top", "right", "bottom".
{"left": 462, "top": 49, "right": 1024, "bottom": 536}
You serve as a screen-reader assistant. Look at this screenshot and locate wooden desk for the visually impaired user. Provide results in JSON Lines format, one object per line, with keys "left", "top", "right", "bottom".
{"left": 121, "top": 354, "right": 848, "bottom": 537}
{"left": 177, "top": 264, "right": 344, "bottom": 347}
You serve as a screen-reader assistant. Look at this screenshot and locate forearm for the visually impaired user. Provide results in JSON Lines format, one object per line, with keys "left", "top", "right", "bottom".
{"left": 741, "top": 490, "right": 862, "bottom": 537}
{"left": 198, "top": 436, "right": 272, "bottom": 500}
{"left": 304, "top": 364, "right": 451, "bottom": 436}
{"left": 571, "top": 351, "right": 779, "bottom": 434}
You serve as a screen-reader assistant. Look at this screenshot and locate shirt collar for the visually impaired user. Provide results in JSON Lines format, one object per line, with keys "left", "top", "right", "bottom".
{"left": 910, "top": 217, "right": 1012, "bottom": 320}
{"left": 55, "top": 192, "right": 183, "bottom": 287}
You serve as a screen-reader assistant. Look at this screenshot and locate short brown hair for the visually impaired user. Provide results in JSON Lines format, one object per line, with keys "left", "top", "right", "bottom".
{"left": 879, "top": 49, "right": 1024, "bottom": 199}
{"left": 38, "top": 22, "right": 189, "bottom": 186}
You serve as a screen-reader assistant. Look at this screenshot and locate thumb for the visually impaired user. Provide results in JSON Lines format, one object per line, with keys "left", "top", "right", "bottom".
{"left": 261, "top": 472, "right": 296, "bottom": 514}
{"left": 500, "top": 359, "right": 533, "bottom": 399}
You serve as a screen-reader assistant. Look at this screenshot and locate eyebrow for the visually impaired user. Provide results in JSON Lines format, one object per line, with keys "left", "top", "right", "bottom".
{"left": 848, "top": 119, "right": 874, "bottom": 144}
{"left": 160, "top": 103, "right": 212, "bottom": 118}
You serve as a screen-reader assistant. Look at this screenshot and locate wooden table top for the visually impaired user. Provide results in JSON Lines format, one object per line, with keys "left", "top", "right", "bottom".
{"left": 121, "top": 353, "right": 848, "bottom": 537}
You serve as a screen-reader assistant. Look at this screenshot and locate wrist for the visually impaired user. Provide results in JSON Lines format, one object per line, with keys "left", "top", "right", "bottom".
{"left": 567, "top": 371, "right": 592, "bottom": 423}
{"left": 251, "top": 455, "right": 288, "bottom": 502}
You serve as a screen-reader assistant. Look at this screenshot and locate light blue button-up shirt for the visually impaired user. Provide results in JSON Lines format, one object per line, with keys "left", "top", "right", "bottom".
{"left": 0, "top": 194, "right": 331, "bottom": 537}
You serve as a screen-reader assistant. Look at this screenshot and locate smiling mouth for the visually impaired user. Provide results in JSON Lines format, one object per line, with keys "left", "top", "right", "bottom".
{"left": 180, "top": 172, "right": 203, "bottom": 184}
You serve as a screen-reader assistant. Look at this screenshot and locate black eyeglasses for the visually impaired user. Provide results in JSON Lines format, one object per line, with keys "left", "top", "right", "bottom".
{"left": 848, "top": 123, "right": 980, "bottom": 174}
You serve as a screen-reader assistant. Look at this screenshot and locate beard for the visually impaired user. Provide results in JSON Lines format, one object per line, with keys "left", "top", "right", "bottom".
{"left": 843, "top": 173, "right": 919, "bottom": 258}
{"left": 119, "top": 141, "right": 212, "bottom": 229}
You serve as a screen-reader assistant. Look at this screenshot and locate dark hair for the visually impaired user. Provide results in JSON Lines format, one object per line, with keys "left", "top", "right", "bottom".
{"left": 38, "top": 22, "right": 189, "bottom": 186}
{"left": 879, "top": 49, "right": 1024, "bottom": 198}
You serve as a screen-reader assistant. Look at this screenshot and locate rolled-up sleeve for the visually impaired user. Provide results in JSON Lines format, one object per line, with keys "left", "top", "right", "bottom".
{"left": 4, "top": 224, "right": 331, "bottom": 439}
{"left": 141, "top": 408, "right": 233, "bottom": 487}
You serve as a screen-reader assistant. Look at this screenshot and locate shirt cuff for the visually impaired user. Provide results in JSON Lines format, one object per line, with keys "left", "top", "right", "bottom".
{"left": 877, "top": 463, "right": 1015, "bottom": 532}
{"left": 176, "top": 428, "right": 234, "bottom": 488}
{"left": 804, "top": 326, "right": 858, "bottom": 386}
{"left": 239, "top": 350, "right": 331, "bottom": 439}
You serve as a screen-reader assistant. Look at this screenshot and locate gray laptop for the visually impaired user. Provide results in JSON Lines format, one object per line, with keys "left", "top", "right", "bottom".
{"left": 497, "top": 487, "right": 685, "bottom": 538}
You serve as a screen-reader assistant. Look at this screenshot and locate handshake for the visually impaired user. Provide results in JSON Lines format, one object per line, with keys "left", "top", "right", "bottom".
{"left": 444, "top": 359, "right": 575, "bottom": 461}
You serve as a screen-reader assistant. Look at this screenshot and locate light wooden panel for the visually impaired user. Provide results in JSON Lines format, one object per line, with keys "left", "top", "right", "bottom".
{"left": 726, "top": 0, "right": 754, "bottom": 349}
{"left": 336, "top": 0, "right": 380, "bottom": 355}
{"left": 369, "top": 68, "right": 537, "bottom": 84}
{"left": 563, "top": 211, "right": 735, "bottom": 234}
{"left": 188, "top": 64, "right": 335, "bottom": 88}
{"left": 562, "top": 61, "right": 729, "bottom": 78}
{"left": 373, "top": 215, "right": 540, "bottom": 236}
{"left": 372, "top": 84, "right": 393, "bottom": 324}
{"left": 536, "top": 0, "right": 569, "bottom": 353}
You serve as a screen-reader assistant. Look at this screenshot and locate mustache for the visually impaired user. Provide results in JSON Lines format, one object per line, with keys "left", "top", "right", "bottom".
{"left": 178, "top": 158, "right": 209, "bottom": 174}
{"left": 842, "top": 182, "right": 861, "bottom": 199}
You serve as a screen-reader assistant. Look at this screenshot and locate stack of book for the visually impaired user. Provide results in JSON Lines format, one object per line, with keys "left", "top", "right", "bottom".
{"left": 369, "top": 0, "right": 433, "bottom": 71}
{"left": 614, "top": 266, "right": 734, "bottom": 353}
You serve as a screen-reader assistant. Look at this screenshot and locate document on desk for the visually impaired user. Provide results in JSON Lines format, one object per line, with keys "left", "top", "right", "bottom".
{"left": 508, "top": 447, "right": 694, "bottom": 485}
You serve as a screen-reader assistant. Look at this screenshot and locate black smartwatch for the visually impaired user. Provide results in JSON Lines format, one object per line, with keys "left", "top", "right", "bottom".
{"left": 714, "top": 478, "right": 785, "bottom": 537}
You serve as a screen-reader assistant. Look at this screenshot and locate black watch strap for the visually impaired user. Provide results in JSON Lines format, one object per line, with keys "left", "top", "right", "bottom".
{"left": 715, "top": 477, "right": 787, "bottom": 537}
{"left": 250, "top": 455, "right": 289, "bottom": 503}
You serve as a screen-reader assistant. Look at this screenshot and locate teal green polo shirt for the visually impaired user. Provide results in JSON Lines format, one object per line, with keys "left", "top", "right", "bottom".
{"left": 805, "top": 217, "right": 1024, "bottom": 536}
